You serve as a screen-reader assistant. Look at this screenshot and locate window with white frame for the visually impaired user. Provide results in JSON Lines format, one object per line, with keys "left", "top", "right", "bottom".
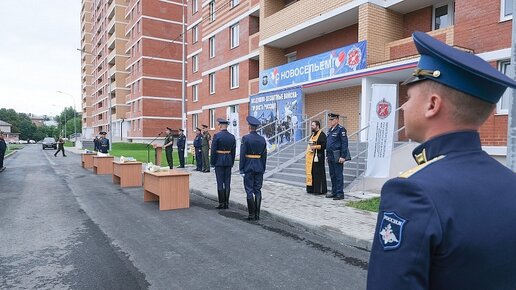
{"left": 230, "top": 0, "right": 240, "bottom": 8}
{"left": 230, "top": 23, "right": 239, "bottom": 49}
{"left": 209, "top": 109, "right": 215, "bottom": 129}
{"left": 230, "top": 64, "right": 239, "bottom": 89}
{"left": 209, "top": 1, "right": 216, "bottom": 22}
{"left": 501, "top": 0, "right": 513, "bottom": 21}
{"left": 192, "top": 0, "right": 198, "bottom": 14}
{"left": 497, "top": 60, "right": 511, "bottom": 114}
{"left": 209, "top": 73, "right": 216, "bottom": 94}
{"left": 192, "top": 84, "right": 199, "bottom": 102}
{"left": 192, "top": 54, "right": 199, "bottom": 72}
{"left": 192, "top": 113, "right": 198, "bottom": 131}
{"left": 209, "top": 36, "right": 215, "bottom": 58}
{"left": 286, "top": 51, "right": 297, "bottom": 63}
{"left": 433, "top": 2, "right": 454, "bottom": 30}
{"left": 192, "top": 25, "right": 198, "bottom": 43}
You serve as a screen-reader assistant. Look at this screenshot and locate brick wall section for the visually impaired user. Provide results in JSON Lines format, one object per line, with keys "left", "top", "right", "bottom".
{"left": 284, "top": 25, "right": 358, "bottom": 59}
{"left": 387, "top": 28, "right": 451, "bottom": 61}
{"left": 454, "top": 0, "right": 512, "bottom": 53}
{"left": 261, "top": 0, "right": 353, "bottom": 40}
{"left": 260, "top": 45, "right": 286, "bottom": 71}
{"left": 249, "top": 59, "right": 259, "bottom": 79}
{"left": 403, "top": 7, "right": 432, "bottom": 38}
{"left": 305, "top": 86, "right": 361, "bottom": 136}
{"left": 358, "top": 3, "right": 403, "bottom": 65}
{"left": 249, "top": 15, "right": 260, "bottom": 35}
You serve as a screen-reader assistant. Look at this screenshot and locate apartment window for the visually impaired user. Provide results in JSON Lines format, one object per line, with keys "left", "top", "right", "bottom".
{"left": 192, "top": 113, "right": 198, "bottom": 131}
{"left": 230, "top": 64, "right": 239, "bottom": 89}
{"left": 209, "top": 109, "right": 216, "bottom": 129}
{"left": 433, "top": 2, "right": 454, "bottom": 30}
{"left": 137, "top": 20, "right": 141, "bottom": 34}
{"left": 192, "top": 84, "right": 199, "bottom": 102}
{"left": 192, "top": 25, "right": 198, "bottom": 43}
{"left": 502, "top": 0, "right": 513, "bottom": 21}
{"left": 209, "top": 73, "right": 215, "bottom": 94}
{"left": 230, "top": 0, "right": 240, "bottom": 8}
{"left": 192, "top": 54, "right": 199, "bottom": 72}
{"left": 209, "top": 36, "right": 216, "bottom": 58}
{"left": 497, "top": 60, "right": 511, "bottom": 114}
{"left": 286, "top": 51, "right": 297, "bottom": 63}
{"left": 209, "top": 1, "right": 216, "bottom": 22}
{"left": 192, "top": 0, "right": 198, "bottom": 14}
{"left": 230, "top": 23, "right": 239, "bottom": 49}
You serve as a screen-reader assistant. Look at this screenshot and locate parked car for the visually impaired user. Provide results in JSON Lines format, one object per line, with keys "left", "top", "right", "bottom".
{"left": 29, "top": 140, "right": 36, "bottom": 144}
{"left": 42, "top": 137, "right": 57, "bottom": 150}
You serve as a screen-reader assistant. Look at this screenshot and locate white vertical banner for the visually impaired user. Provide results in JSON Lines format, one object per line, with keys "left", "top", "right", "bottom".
{"left": 365, "top": 84, "right": 397, "bottom": 177}
{"left": 226, "top": 108, "right": 241, "bottom": 155}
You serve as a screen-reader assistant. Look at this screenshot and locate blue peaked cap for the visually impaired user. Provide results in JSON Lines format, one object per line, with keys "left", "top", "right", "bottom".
{"left": 403, "top": 31, "right": 516, "bottom": 104}
{"left": 217, "top": 118, "right": 229, "bottom": 124}
{"left": 246, "top": 116, "right": 260, "bottom": 126}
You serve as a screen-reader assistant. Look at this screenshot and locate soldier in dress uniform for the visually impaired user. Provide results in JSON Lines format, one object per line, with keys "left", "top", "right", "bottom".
{"left": 98, "top": 132, "right": 110, "bottom": 153}
{"left": 163, "top": 127, "right": 174, "bottom": 169}
{"left": 201, "top": 124, "right": 211, "bottom": 172}
{"left": 210, "top": 118, "right": 236, "bottom": 209}
{"left": 367, "top": 31, "right": 516, "bottom": 290}
{"left": 239, "top": 116, "right": 267, "bottom": 220}
{"left": 193, "top": 128, "right": 203, "bottom": 171}
{"left": 177, "top": 128, "right": 186, "bottom": 168}
{"left": 325, "top": 113, "right": 350, "bottom": 200}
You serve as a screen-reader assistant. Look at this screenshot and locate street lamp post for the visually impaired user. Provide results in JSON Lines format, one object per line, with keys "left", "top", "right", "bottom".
{"left": 57, "top": 91, "right": 77, "bottom": 146}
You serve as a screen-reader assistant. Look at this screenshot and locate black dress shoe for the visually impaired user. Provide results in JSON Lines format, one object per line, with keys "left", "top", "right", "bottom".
{"left": 325, "top": 193, "right": 335, "bottom": 198}
{"left": 333, "top": 195, "right": 344, "bottom": 200}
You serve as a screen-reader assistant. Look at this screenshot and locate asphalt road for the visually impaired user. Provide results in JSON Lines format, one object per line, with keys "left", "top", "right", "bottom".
{"left": 0, "top": 145, "right": 369, "bottom": 290}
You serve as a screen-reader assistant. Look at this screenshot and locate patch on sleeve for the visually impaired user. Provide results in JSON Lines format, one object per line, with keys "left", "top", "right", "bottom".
{"left": 378, "top": 211, "right": 407, "bottom": 250}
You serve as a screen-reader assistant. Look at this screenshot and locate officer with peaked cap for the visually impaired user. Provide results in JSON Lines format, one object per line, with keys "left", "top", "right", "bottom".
{"left": 239, "top": 116, "right": 267, "bottom": 220}
{"left": 325, "top": 112, "right": 350, "bottom": 200}
{"left": 163, "top": 127, "right": 174, "bottom": 169}
{"left": 177, "top": 128, "right": 186, "bottom": 168}
{"left": 211, "top": 118, "right": 236, "bottom": 209}
{"left": 367, "top": 31, "right": 516, "bottom": 290}
{"left": 201, "top": 124, "right": 211, "bottom": 172}
{"left": 193, "top": 127, "right": 203, "bottom": 171}
{"left": 98, "top": 131, "right": 110, "bottom": 153}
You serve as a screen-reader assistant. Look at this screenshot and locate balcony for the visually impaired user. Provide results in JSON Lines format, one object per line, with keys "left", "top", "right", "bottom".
{"left": 249, "top": 32, "right": 259, "bottom": 53}
{"left": 107, "top": 49, "right": 116, "bottom": 65}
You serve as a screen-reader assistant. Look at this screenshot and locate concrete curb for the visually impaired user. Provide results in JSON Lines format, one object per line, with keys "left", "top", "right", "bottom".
{"left": 5, "top": 151, "right": 17, "bottom": 158}
{"left": 190, "top": 187, "right": 373, "bottom": 251}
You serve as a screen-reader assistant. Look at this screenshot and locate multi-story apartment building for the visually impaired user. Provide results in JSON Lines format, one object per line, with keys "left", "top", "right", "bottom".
{"left": 185, "top": 0, "right": 261, "bottom": 143}
{"left": 80, "top": 0, "right": 94, "bottom": 139}
{"left": 258, "top": 0, "right": 513, "bottom": 156}
{"left": 125, "top": 0, "right": 186, "bottom": 142}
{"left": 83, "top": 0, "right": 131, "bottom": 140}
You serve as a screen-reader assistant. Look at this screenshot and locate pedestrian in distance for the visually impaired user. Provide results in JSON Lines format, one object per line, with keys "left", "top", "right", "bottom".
{"left": 306, "top": 120, "right": 327, "bottom": 195}
{"left": 201, "top": 124, "right": 211, "bottom": 173}
{"left": 0, "top": 131, "right": 6, "bottom": 172}
{"left": 163, "top": 127, "right": 174, "bottom": 169}
{"left": 367, "top": 31, "right": 516, "bottom": 290}
{"left": 239, "top": 116, "right": 267, "bottom": 220}
{"left": 211, "top": 118, "right": 236, "bottom": 209}
{"left": 98, "top": 132, "right": 110, "bottom": 153}
{"left": 54, "top": 137, "right": 67, "bottom": 157}
{"left": 193, "top": 128, "right": 203, "bottom": 171}
{"left": 177, "top": 128, "right": 186, "bottom": 168}
{"left": 93, "top": 136, "right": 100, "bottom": 152}
{"left": 325, "top": 113, "right": 350, "bottom": 200}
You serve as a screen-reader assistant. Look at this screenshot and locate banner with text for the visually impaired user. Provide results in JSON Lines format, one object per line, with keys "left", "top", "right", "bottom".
{"left": 365, "top": 84, "right": 397, "bottom": 178}
{"left": 259, "top": 41, "right": 367, "bottom": 91}
{"left": 249, "top": 87, "right": 303, "bottom": 146}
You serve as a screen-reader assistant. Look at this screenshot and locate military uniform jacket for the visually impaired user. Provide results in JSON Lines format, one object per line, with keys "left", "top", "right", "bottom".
{"left": 99, "top": 138, "right": 109, "bottom": 153}
{"left": 239, "top": 131, "right": 267, "bottom": 174}
{"left": 177, "top": 134, "right": 186, "bottom": 149}
{"left": 367, "top": 131, "right": 516, "bottom": 290}
{"left": 326, "top": 124, "right": 350, "bottom": 160}
{"left": 164, "top": 134, "right": 174, "bottom": 150}
{"left": 210, "top": 130, "right": 236, "bottom": 167}
{"left": 202, "top": 132, "right": 211, "bottom": 148}
{"left": 193, "top": 134, "right": 202, "bottom": 149}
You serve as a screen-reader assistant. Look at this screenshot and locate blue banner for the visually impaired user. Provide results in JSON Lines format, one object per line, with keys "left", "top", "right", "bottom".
{"left": 259, "top": 41, "right": 367, "bottom": 91}
{"left": 250, "top": 87, "right": 303, "bottom": 146}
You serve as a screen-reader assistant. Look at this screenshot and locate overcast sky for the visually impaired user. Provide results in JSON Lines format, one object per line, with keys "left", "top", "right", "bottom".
{"left": 0, "top": 0, "right": 81, "bottom": 117}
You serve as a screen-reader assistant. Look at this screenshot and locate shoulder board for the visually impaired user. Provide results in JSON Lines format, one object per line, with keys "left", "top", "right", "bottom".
{"left": 399, "top": 155, "right": 446, "bottom": 178}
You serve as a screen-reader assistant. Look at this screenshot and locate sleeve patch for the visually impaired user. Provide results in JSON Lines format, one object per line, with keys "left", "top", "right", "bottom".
{"left": 378, "top": 211, "right": 407, "bottom": 250}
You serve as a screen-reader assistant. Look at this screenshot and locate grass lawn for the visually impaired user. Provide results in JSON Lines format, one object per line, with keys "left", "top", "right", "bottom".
{"left": 108, "top": 143, "right": 194, "bottom": 166}
{"left": 6, "top": 144, "right": 24, "bottom": 156}
{"left": 347, "top": 197, "right": 380, "bottom": 213}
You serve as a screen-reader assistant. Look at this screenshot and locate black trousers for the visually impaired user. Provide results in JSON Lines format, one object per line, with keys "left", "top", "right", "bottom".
{"left": 55, "top": 147, "right": 66, "bottom": 156}
{"left": 165, "top": 147, "right": 173, "bottom": 169}
{"left": 0, "top": 149, "right": 5, "bottom": 168}
{"left": 178, "top": 148, "right": 185, "bottom": 167}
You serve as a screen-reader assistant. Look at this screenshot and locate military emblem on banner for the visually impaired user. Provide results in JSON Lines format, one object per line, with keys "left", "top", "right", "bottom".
{"left": 378, "top": 211, "right": 406, "bottom": 250}
{"left": 376, "top": 98, "right": 391, "bottom": 119}
{"left": 346, "top": 45, "right": 362, "bottom": 71}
